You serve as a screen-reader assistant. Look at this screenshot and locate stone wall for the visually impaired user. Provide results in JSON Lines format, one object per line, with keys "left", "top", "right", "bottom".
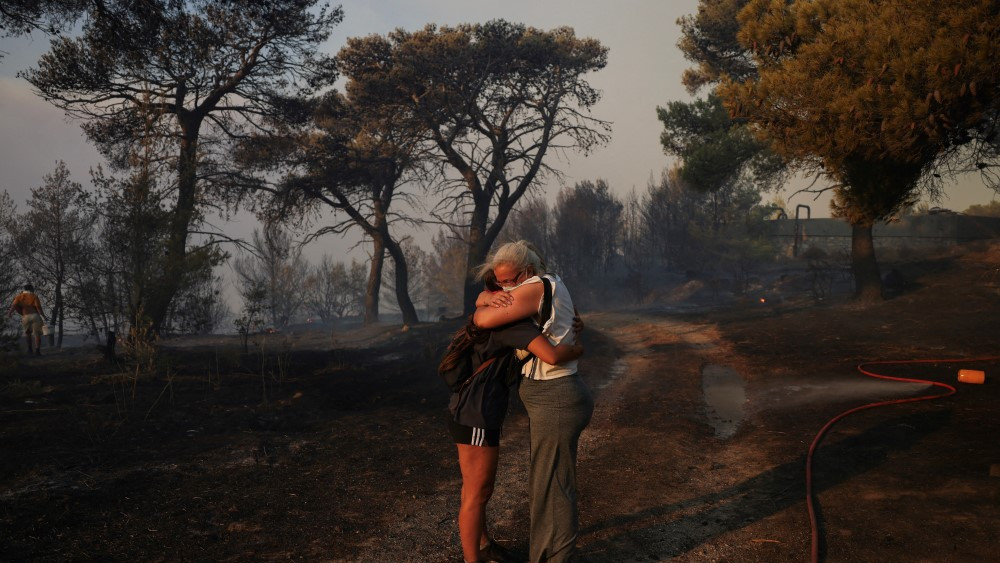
{"left": 767, "top": 214, "right": 1000, "bottom": 257}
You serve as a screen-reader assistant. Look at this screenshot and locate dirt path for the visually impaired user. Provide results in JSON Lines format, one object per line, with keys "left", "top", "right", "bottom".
{"left": 572, "top": 311, "right": 796, "bottom": 563}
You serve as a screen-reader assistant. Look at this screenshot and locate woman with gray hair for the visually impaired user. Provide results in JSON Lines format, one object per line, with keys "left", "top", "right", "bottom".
{"left": 473, "top": 240, "right": 593, "bottom": 563}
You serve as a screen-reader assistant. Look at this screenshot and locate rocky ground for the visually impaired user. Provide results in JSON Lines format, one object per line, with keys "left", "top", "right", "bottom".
{"left": 2, "top": 243, "right": 999, "bottom": 562}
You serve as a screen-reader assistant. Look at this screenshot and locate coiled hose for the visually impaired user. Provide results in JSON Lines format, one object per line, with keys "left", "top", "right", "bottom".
{"left": 805, "top": 356, "right": 1000, "bottom": 563}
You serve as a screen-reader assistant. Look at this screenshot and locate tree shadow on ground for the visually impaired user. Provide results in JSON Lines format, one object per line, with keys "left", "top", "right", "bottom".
{"left": 577, "top": 409, "right": 950, "bottom": 562}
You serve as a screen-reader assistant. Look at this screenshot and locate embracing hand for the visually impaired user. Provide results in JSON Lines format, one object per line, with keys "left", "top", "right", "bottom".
{"left": 485, "top": 291, "right": 514, "bottom": 308}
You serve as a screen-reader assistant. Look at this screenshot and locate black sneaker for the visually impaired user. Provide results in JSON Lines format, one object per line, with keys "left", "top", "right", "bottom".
{"left": 479, "top": 540, "right": 514, "bottom": 563}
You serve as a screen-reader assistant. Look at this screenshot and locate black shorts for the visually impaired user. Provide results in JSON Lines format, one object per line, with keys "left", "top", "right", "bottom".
{"left": 449, "top": 419, "right": 501, "bottom": 447}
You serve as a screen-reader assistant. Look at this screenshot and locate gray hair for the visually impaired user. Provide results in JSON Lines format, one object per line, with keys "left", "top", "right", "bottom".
{"left": 476, "top": 240, "right": 547, "bottom": 281}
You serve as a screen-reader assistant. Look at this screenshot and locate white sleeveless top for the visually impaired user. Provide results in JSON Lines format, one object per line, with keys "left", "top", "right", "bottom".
{"left": 515, "top": 274, "right": 577, "bottom": 380}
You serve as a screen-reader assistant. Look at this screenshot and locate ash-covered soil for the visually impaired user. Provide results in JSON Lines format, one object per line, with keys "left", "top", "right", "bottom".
{"left": 2, "top": 243, "right": 999, "bottom": 562}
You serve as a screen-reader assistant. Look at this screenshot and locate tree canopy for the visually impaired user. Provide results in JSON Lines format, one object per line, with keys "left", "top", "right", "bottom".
{"left": 667, "top": 1, "right": 784, "bottom": 239}
{"left": 238, "top": 88, "right": 426, "bottom": 326}
{"left": 21, "top": 0, "right": 343, "bottom": 331}
{"left": 721, "top": 0, "right": 999, "bottom": 224}
{"left": 676, "top": 0, "right": 756, "bottom": 94}
{"left": 717, "top": 0, "right": 999, "bottom": 299}
{"left": 551, "top": 180, "right": 622, "bottom": 279}
{"left": 336, "top": 20, "right": 610, "bottom": 312}
{"left": 658, "top": 95, "right": 784, "bottom": 218}
{"left": 0, "top": 0, "right": 87, "bottom": 40}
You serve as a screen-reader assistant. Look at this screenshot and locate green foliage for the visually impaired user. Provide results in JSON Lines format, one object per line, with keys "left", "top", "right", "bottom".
{"left": 658, "top": 95, "right": 785, "bottom": 238}
{"left": 721, "top": 0, "right": 1000, "bottom": 224}
{"left": 669, "top": 3, "right": 790, "bottom": 281}
{"left": 716, "top": 0, "right": 999, "bottom": 299}
{"left": 677, "top": 0, "right": 757, "bottom": 94}
{"left": 659, "top": 95, "right": 732, "bottom": 161}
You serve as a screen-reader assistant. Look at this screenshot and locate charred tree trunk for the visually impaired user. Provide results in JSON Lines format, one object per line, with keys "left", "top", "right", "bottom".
{"left": 384, "top": 237, "right": 420, "bottom": 326}
{"left": 840, "top": 156, "right": 920, "bottom": 304}
{"left": 147, "top": 118, "right": 200, "bottom": 334}
{"left": 364, "top": 237, "right": 385, "bottom": 325}
{"left": 461, "top": 184, "right": 519, "bottom": 314}
{"left": 851, "top": 223, "right": 883, "bottom": 301}
{"left": 462, "top": 189, "right": 492, "bottom": 314}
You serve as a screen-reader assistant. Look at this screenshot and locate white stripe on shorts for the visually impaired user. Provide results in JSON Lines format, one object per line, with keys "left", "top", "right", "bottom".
{"left": 472, "top": 427, "right": 483, "bottom": 446}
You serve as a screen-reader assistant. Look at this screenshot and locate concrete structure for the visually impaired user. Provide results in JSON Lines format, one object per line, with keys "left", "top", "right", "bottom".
{"left": 767, "top": 213, "right": 1000, "bottom": 258}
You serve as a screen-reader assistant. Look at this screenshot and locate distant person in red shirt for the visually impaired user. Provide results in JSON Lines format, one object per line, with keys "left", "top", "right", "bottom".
{"left": 8, "top": 284, "right": 46, "bottom": 355}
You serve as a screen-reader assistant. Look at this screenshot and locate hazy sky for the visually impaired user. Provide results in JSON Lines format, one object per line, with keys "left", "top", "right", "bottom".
{"left": 0, "top": 0, "right": 996, "bottom": 262}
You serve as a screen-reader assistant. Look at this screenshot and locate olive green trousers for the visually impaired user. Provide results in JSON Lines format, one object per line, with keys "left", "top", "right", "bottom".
{"left": 519, "top": 374, "right": 594, "bottom": 563}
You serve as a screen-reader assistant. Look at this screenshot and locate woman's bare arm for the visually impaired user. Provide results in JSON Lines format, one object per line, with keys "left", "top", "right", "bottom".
{"left": 525, "top": 334, "right": 583, "bottom": 365}
{"left": 472, "top": 282, "right": 544, "bottom": 328}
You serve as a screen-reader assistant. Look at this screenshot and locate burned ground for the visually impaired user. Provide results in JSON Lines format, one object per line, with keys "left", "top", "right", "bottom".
{"left": 2, "top": 244, "right": 999, "bottom": 562}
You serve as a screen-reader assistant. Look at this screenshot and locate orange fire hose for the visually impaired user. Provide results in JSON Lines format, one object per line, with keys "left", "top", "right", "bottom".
{"left": 805, "top": 356, "right": 1000, "bottom": 563}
